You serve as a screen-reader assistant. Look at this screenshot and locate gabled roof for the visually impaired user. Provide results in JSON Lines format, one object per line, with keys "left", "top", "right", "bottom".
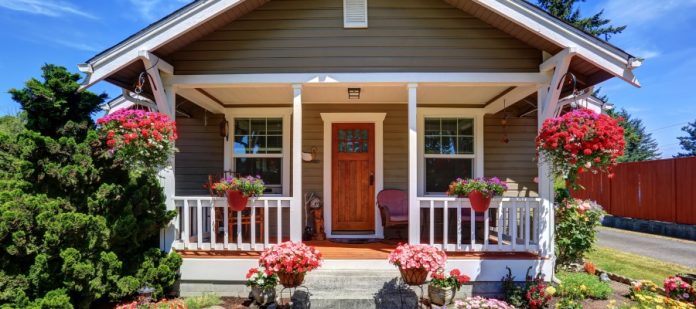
{"left": 80, "top": 0, "right": 641, "bottom": 89}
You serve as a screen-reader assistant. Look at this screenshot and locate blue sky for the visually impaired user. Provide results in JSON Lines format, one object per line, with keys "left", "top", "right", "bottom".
{"left": 0, "top": 0, "right": 695, "bottom": 157}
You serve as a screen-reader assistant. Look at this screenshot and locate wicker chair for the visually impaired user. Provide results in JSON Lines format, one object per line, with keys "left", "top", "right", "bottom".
{"left": 377, "top": 189, "right": 409, "bottom": 239}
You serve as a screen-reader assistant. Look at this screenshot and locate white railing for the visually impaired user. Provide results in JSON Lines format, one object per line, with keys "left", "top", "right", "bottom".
{"left": 417, "top": 197, "right": 542, "bottom": 252}
{"left": 172, "top": 196, "right": 292, "bottom": 251}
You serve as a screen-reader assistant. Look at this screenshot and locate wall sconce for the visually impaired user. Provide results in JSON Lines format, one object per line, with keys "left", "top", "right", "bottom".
{"left": 302, "top": 146, "right": 318, "bottom": 162}
{"left": 219, "top": 118, "right": 229, "bottom": 141}
{"left": 348, "top": 88, "right": 361, "bottom": 99}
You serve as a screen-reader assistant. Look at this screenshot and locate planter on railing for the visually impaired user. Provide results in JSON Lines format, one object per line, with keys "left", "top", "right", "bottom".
{"left": 209, "top": 175, "right": 265, "bottom": 212}
{"left": 447, "top": 177, "right": 508, "bottom": 213}
{"left": 226, "top": 190, "right": 249, "bottom": 211}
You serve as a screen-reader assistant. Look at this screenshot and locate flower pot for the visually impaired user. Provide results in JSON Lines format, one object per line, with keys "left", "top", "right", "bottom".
{"left": 278, "top": 271, "right": 305, "bottom": 288}
{"left": 399, "top": 267, "right": 428, "bottom": 286}
{"left": 226, "top": 190, "right": 249, "bottom": 211}
{"left": 251, "top": 286, "right": 276, "bottom": 305}
{"left": 428, "top": 285, "right": 455, "bottom": 306}
{"left": 468, "top": 190, "right": 492, "bottom": 213}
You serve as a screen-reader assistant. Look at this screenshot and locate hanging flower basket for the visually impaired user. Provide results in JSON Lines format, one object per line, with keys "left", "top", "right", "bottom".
{"left": 96, "top": 109, "right": 177, "bottom": 172}
{"left": 210, "top": 176, "right": 265, "bottom": 212}
{"left": 226, "top": 190, "right": 249, "bottom": 211}
{"left": 536, "top": 108, "right": 624, "bottom": 188}
{"left": 400, "top": 267, "right": 429, "bottom": 286}
{"left": 277, "top": 271, "right": 306, "bottom": 288}
{"left": 447, "top": 177, "right": 508, "bottom": 213}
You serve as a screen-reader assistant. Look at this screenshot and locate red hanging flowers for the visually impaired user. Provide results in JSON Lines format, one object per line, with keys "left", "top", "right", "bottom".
{"left": 97, "top": 109, "right": 177, "bottom": 172}
{"left": 536, "top": 108, "right": 624, "bottom": 188}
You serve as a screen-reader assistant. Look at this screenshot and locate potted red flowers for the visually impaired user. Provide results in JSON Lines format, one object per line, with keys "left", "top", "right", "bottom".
{"left": 387, "top": 244, "right": 446, "bottom": 286}
{"left": 428, "top": 268, "right": 470, "bottom": 306}
{"left": 447, "top": 177, "right": 508, "bottom": 212}
{"left": 211, "top": 176, "right": 265, "bottom": 211}
{"left": 246, "top": 266, "right": 278, "bottom": 306}
{"left": 536, "top": 108, "right": 624, "bottom": 188}
{"left": 258, "top": 241, "right": 323, "bottom": 288}
{"left": 97, "top": 109, "right": 177, "bottom": 172}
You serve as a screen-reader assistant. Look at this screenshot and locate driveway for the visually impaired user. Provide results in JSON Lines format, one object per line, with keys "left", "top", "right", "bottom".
{"left": 596, "top": 227, "right": 696, "bottom": 269}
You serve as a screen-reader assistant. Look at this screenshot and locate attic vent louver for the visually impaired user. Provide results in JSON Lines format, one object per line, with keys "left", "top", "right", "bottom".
{"left": 344, "top": 0, "right": 368, "bottom": 28}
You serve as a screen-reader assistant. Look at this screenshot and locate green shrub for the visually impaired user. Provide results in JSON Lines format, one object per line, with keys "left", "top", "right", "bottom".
{"left": 557, "top": 271, "right": 612, "bottom": 300}
{"left": 184, "top": 293, "right": 222, "bottom": 309}
{"left": 554, "top": 189, "right": 605, "bottom": 267}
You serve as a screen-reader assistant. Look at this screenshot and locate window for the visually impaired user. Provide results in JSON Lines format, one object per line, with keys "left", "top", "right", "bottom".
{"left": 423, "top": 117, "right": 475, "bottom": 194}
{"left": 344, "top": 0, "right": 368, "bottom": 28}
{"left": 233, "top": 117, "right": 284, "bottom": 194}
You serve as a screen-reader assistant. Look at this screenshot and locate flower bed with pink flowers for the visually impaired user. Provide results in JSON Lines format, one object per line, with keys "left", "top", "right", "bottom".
{"left": 258, "top": 241, "right": 323, "bottom": 274}
{"left": 536, "top": 108, "right": 624, "bottom": 187}
{"left": 97, "top": 109, "right": 177, "bottom": 171}
{"left": 665, "top": 276, "right": 696, "bottom": 305}
{"left": 387, "top": 243, "right": 446, "bottom": 272}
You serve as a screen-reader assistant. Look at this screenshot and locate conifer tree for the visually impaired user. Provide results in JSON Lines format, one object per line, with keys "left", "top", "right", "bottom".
{"left": 675, "top": 121, "right": 696, "bottom": 158}
{"left": 537, "top": 0, "right": 626, "bottom": 40}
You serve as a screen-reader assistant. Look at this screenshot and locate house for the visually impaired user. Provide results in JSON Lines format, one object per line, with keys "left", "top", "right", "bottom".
{"left": 79, "top": 0, "right": 641, "bottom": 298}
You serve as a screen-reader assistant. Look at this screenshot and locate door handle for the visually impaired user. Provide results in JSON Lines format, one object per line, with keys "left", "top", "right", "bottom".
{"left": 369, "top": 172, "right": 374, "bottom": 186}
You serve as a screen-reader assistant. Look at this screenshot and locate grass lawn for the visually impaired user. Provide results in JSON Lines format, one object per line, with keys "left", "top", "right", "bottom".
{"left": 585, "top": 246, "right": 696, "bottom": 285}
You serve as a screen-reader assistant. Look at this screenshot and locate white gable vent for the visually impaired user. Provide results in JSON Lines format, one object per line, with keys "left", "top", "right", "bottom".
{"left": 344, "top": 0, "right": 368, "bottom": 28}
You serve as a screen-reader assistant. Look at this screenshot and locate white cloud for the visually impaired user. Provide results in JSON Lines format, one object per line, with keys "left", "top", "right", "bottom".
{"left": 601, "top": 0, "right": 696, "bottom": 27}
{"left": 0, "top": 0, "right": 97, "bottom": 19}
{"left": 128, "top": 0, "right": 190, "bottom": 21}
{"left": 626, "top": 47, "right": 660, "bottom": 60}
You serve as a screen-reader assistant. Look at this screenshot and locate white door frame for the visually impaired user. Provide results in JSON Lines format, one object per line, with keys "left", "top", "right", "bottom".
{"left": 320, "top": 113, "right": 386, "bottom": 239}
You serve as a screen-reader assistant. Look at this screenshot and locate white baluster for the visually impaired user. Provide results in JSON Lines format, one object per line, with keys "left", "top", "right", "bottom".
{"left": 223, "top": 201, "right": 229, "bottom": 250}
{"left": 251, "top": 201, "right": 256, "bottom": 250}
{"left": 484, "top": 206, "right": 490, "bottom": 249}
{"left": 525, "top": 199, "right": 530, "bottom": 250}
{"left": 264, "top": 199, "right": 269, "bottom": 249}
{"left": 210, "top": 199, "right": 216, "bottom": 249}
{"left": 457, "top": 198, "right": 462, "bottom": 251}
{"left": 183, "top": 199, "right": 190, "bottom": 249}
{"left": 196, "top": 199, "right": 203, "bottom": 250}
{"left": 497, "top": 200, "right": 503, "bottom": 251}
{"left": 443, "top": 200, "right": 449, "bottom": 250}
{"left": 511, "top": 199, "right": 518, "bottom": 251}
{"left": 429, "top": 200, "right": 434, "bottom": 245}
{"left": 237, "top": 208, "right": 242, "bottom": 249}
{"left": 277, "top": 200, "right": 282, "bottom": 244}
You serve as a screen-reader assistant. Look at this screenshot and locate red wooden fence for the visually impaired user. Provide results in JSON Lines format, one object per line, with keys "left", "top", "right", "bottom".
{"left": 572, "top": 157, "right": 696, "bottom": 225}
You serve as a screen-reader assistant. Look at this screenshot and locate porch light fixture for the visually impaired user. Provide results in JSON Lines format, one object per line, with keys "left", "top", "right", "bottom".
{"left": 348, "top": 88, "right": 361, "bottom": 99}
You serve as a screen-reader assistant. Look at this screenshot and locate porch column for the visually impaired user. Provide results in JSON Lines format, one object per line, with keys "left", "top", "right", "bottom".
{"left": 407, "top": 83, "right": 420, "bottom": 244}
{"left": 537, "top": 86, "right": 554, "bottom": 258}
{"left": 291, "top": 84, "right": 303, "bottom": 242}
{"left": 160, "top": 73, "right": 177, "bottom": 252}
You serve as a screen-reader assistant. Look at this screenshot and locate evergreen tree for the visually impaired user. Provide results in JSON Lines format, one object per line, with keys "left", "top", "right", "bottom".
{"left": 0, "top": 113, "right": 25, "bottom": 137}
{"left": 675, "top": 121, "right": 696, "bottom": 158}
{"left": 0, "top": 65, "right": 180, "bottom": 308}
{"left": 607, "top": 108, "right": 660, "bottom": 162}
{"left": 537, "top": 0, "right": 626, "bottom": 40}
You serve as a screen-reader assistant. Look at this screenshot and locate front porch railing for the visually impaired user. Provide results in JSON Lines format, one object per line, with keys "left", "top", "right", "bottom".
{"left": 172, "top": 196, "right": 292, "bottom": 251}
{"left": 417, "top": 197, "right": 542, "bottom": 252}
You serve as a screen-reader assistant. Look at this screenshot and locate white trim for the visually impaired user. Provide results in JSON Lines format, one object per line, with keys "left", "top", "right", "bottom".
{"left": 223, "top": 108, "right": 292, "bottom": 197}
{"left": 417, "top": 108, "right": 485, "bottom": 196}
{"left": 291, "top": 85, "right": 303, "bottom": 242}
{"left": 472, "top": 0, "right": 640, "bottom": 87}
{"left": 172, "top": 72, "right": 548, "bottom": 87}
{"left": 407, "top": 84, "right": 419, "bottom": 244}
{"left": 320, "top": 113, "right": 386, "bottom": 239}
{"left": 540, "top": 48, "right": 574, "bottom": 120}
{"left": 484, "top": 86, "right": 540, "bottom": 114}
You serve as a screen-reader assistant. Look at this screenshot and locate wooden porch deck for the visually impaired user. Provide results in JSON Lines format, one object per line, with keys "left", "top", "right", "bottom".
{"left": 176, "top": 240, "right": 543, "bottom": 260}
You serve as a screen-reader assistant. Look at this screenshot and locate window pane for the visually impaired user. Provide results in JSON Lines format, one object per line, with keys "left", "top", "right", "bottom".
{"left": 424, "top": 136, "right": 441, "bottom": 154}
{"left": 441, "top": 119, "right": 458, "bottom": 135}
{"left": 248, "top": 133, "right": 263, "bottom": 154}
{"left": 425, "top": 119, "right": 440, "bottom": 135}
{"left": 234, "top": 118, "right": 249, "bottom": 135}
{"left": 425, "top": 158, "right": 473, "bottom": 193}
{"left": 250, "top": 119, "right": 266, "bottom": 135}
{"left": 441, "top": 136, "right": 457, "bottom": 154}
{"left": 235, "top": 157, "right": 282, "bottom": 188}
{"left": 266, "top": 135, "right": 283, "bottom": 153}
{"left": 457, "top": 136, "right": 474, "bottom": 154}
{"left": 267, "top": 118, "right": 282, "bottom": 134}
{"left": 234, "top": 135, "right": 249, "bottom": 154}
{"left": 458, "top": 119, "right": 474, "bottom": 136}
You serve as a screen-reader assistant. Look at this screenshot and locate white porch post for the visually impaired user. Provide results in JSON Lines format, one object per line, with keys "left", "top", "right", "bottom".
{"left": 408, "top": 83, "right": 420, "bottom": 244}
{"left": 291, "top": 84, "right": 303, "bottom": 242}
{"left": 160, "top": 73, "right": 177, "bottom": 252}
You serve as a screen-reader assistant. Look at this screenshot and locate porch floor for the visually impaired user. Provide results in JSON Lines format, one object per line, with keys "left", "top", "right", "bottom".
{"left": 176, "top": 240, "right": 543, "bottom": 260}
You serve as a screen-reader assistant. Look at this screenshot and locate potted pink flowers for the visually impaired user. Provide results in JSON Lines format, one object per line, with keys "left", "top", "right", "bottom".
{"left": 387, "top": 243, "right": 446, "bottom": 286}
{"left": 258, "top": 241, "right": 323, "bottom": 288}
{"left": 429, "top": 268, "right": 470, "bottom": 305}
{"left": 211, "top": 175, "right": 265, "bottom": 211}
{"left": 447, "top": 177, "right": 508, "bottom": 212}
{"left": 246, "top": 266, "right": 278, "bottom": 306}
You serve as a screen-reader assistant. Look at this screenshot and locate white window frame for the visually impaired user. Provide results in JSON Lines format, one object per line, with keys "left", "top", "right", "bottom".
{"left": 224, "top": 108, "right": 292, "bottom": 197}
{"left": 343, "top": 0, "right": 368, "bottom": 28}
{"left": 417, "top": 108, "right": 485, "bottom": 196}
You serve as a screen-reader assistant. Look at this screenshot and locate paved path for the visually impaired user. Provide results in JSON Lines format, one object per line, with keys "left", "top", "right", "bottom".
{"left": 596, "top": 227, "right": 696, "bottom": 269}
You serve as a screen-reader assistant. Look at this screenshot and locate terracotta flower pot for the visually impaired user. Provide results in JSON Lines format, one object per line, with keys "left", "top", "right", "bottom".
{"left": 428, "top": 285, "right": 455, "bottom": 306}
{"left": 278, "top": 271, "right": 305, "bottom": 288}
{"left": 468, "top": 190, "right": 492, "bottom": 213}
{"left": 251, "top": 286, "right": 276, "bottom": 305}
{"left": 226, "top": 190, "right": 249, "bottom": 211}
{"left": 399, "top": 267, "right": 428, "bottom": 286}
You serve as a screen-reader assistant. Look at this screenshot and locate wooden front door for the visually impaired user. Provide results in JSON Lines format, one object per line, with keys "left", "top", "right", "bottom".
{"left": 332, "top": 123, "right": 376, "bottom": 232}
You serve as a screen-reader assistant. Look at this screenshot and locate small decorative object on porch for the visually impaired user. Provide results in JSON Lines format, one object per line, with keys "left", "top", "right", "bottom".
{"left": 259, "top": 241, "right": 323, "bottom": 288}
{"left": 447, "top": 177, "right": 508, "bottom": 212}
{"left": 211, "top": 175, "right": 265, "bottom": 211}
{"left": 96, "top": 109, "right": 177, "bottom": 172}
{"left": 387, "top": 243, "right": 446, "bottom": 286}
{"left": 246, "top": 266, "right": 278, "bottom": 306}
{"left": 428, "top": 268, "right": 470, "bottom": 305}
{"left": 535, "top": 108, "right": 624, "bottom": 188}
{"left": 305, "top": 192, "right": 325, "bottom": 241}
{"left": 454, "top": 297, "right": 515, "bottom": 309}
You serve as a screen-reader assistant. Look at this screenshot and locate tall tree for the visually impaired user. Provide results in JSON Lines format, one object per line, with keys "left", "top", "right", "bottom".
{"left": 607, "top": 108, "right": 661, "bottom": 162}
{"left": 537, "top": 0, "right": 626, "bottom": 40}
{"left": 675, "top": 121, "right": 696, "bottom": 158}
